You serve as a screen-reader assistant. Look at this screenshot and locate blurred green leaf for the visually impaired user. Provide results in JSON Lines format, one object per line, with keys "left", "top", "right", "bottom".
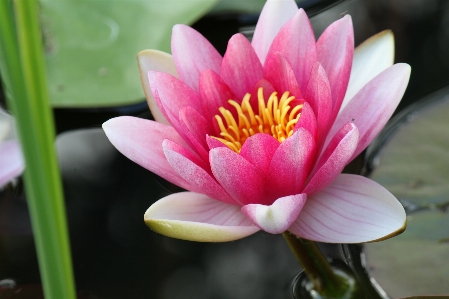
{"left": 366, "top": 210, "right": 449, "bottom": 298}
{"left": 366, "top": 91, "right": 449, "bottom": 298}
{"left": 41, "top": 0, "right": 218, "bottom": 107}
{"left": 211, "top": 0, "right": 265, "bottom": 13}
{"left": 369, "top": 95, "right": 449, "bottom": 207}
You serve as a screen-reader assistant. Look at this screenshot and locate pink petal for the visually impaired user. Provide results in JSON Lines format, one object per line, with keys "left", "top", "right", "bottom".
{"left": 316, "top": 15, "right": 354, "bottom": 120}
{"left": 304, "top": 62, "right": 332, "bottom": 142}
{"left": 264, "top": 52, "right": 302, "bottom": 99}
{"left": 145, "top": 192, "right": 259, "bottom": 242}
{"left": 328, "top": 63, "right": 411, "bottom": 161}
{"left": 179, "top": 107, "right": 213, "bottom": 162}
{"left": 239, "top": 133, "right": 280, "bottom": 174}
{"left": 304, "top": 122, "right": 359, "bottom": 195}
{"left": 0, "top": 140, "right": 24, "bottom": 187}
{"left": 341, "top": 30, "right": 395, "bottom": 112}
{"left": 221, "top": 34, "right": 264, "bottom": 99}
{"left": 163, "top": 139, "right": 236, "bottom": 205}
{"left": 268, "top": 8, "right": 317, "bottom": 92}
{"left": 242, "top": 193, "right": 306, "bottom": 234}
{"left": 294, "top": 102, "right": 317, "bottom": 140}
{"left": 171, "top": 25, "right": 222, "bottom": 91}
{"left": 137, "top": 50, "right": 177, "bottom": 125}
{"left": 206, "top": 135, "right": 227, "bottom": 150}
{"left": 199, "top": 69, "right": 237, "bottom": 123}
{"left": 162, "top": 138, "right": 208, "bottom": 173}
{"left": 289, "top": 174, "right": 406, "bottom": 243}
{"left": 252, "top": 0, "right": 298, "bottom": 64}
{"left": 102, "top": 116, "right": 192, "bottom": 191}
{"left": 210, "top": 147, "right": 267, "bottom": 205}
{"left": 148, "top": 71, "right": 202, "bottom": 129}
{"left": 266, "top": 129, "right": 316, "bottom": 201}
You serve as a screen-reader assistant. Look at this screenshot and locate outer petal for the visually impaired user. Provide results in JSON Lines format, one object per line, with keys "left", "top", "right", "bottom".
{"left": 137, "top": 50, "right": 177, "bottom": 125}
{"left": 268, "top": 8, "right": 317, "bottom": 92}
{"left": 266, "top": 129, "right": 315, "bottom": 201}
{"left": 0, "top": 140, "right": 24, "bottom": 187}
{"left": 171, "top": 25, "right": 222, "bottom": 91}
{"left": 148, "top": 71, "right": 202, "bottom": 129}
{"left": 163, "top": 139, "right": 236, "bottom": 205}
{"left": 329, "top": 63, "right": 411, "bottom": 161}
{"left": 341, "top": 30, "right": 395, "bottom": 112}
{"left": 316, "top": 15, "right": 354, "bottom": 119}
{"left": 221, "top": 34, "right": 264, "bottom": 100}
{"left": 239, "top": 133, "right": 280, "bottom": 174}
{"left": 210, "top": 147, "right": 267, "bottom": 205}
{"left": 264, "top": 52, "right": 302, "bottom": 99}
{"left": 304, "top": 122, "right": 359, "bottom": 195}
{"left": 145, "top": 192, "right": 259, "bottom": 242}
{"left": 102, "top": 116, "right": 193, "bottom": 190}
{"left": 242, "top": 193, "right": 306, "bottom": 234}
{"left": 252, "top": 0, "right": 298, "bottom": 64}
{"left": 289, "top": 174, "right": 406, "bottom": 243}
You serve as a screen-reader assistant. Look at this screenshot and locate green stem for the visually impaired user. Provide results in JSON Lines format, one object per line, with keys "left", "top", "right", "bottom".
{"left": 0, "top": 1, "right": 76, "bottom": 299}
{"left": 283, "top": 232, "right": 349, "bottom": 297}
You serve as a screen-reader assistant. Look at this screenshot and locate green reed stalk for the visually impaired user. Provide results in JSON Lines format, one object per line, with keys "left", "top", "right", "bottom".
{"left": 0, "top": 1, "right": 76, "bottom": 298}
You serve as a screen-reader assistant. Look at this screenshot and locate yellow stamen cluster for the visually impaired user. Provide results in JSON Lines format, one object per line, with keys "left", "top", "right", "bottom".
{"left": 212, "top": 87, "right": 303, "bottom": 153}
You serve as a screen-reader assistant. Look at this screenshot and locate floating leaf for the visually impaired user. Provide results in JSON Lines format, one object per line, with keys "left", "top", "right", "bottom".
{"left": 368, "top": 90, "right": 449, "bottom": 208}
{"left": 41, "top": 0, "right": 217, "bottom": 107}
{"left": 366, "top": 210, "right": 449, "bottom": 298}
{"left": 365, "top": 89, "right": 449, "bottom": 297}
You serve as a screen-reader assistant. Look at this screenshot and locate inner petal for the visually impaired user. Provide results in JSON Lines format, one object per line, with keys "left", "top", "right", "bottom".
{"left": 211, "top": 87, "right": 304, "bottom": 152}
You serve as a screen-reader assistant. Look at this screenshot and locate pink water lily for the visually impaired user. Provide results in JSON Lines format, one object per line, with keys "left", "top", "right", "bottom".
{"left": 0, "top": 107, "right": 24, "bottom": 188}
{"left": 103, "top": 0, "right": 410, "bottom": 243}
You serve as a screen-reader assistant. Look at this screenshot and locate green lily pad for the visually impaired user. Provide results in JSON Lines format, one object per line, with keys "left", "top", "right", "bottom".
{"left": 368, "top": 91, "right": 449, "bottom": 208}
{"left": 365, "top": 210, "right": 449, "bottom": 298}
{"left": 41, "top": 0, "right": 217, "bottom": 108}
{"left": 210, "top": 0, "right": 265, "bottom": 13}
{"left": 365, "top": 91, "right": 449, "bottom": 297}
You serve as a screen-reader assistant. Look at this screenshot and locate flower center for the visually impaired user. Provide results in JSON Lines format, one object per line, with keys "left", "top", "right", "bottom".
{"left": 212, "top": 87, "right": 303, "bottom": 153}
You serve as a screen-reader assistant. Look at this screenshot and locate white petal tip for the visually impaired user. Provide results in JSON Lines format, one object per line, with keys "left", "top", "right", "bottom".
{"left": 144, "top": 192, "right": 259, "bottom": 242}
{"left": 102, "top": 117, "right": 122, "bottom": 135}
{"left": 368, "top": 220, "right": 407, "bottom": 243}
{"left": 144, "top": 218, "right": 258, "bottom": 242}
{"left": 242, "top": 194, "right": 306, "bottom": 234}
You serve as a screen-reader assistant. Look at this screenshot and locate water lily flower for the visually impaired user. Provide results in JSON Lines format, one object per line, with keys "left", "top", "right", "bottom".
{"left": 0, "top": 107, "right": 24, "bottom": 188}
{"left": 103, "top": 0, "right": 410, "bottom": 243}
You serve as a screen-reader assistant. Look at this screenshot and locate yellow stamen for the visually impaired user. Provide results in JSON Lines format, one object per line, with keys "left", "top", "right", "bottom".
{"left": 211, "top": 87, "right": 303, "bottom": 153}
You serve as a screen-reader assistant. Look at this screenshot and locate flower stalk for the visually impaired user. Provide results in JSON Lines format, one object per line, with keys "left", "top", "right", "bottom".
{"left": 283, "top": 232, "right": 351, "bottom": 297}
